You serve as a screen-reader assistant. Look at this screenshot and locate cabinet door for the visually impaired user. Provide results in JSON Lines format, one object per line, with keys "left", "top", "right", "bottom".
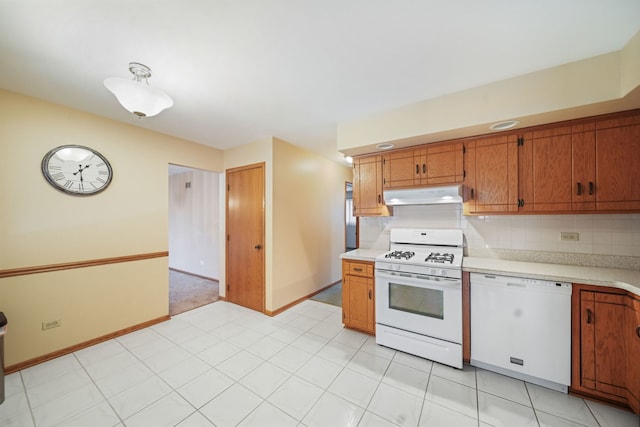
{"left": 595, "top": 114, "right": 640, "bottom": 211}
{"left": 519, "top": 126, "right": 573, "bottom": 212}
{"left": 345, "top": 274, "right": 374, "bottom": 333}
{"left": 572, "top": 123, "right": 596, "bottom": 211}
{"left": 627, "top": 296, "right": 640, "bottom": 413}
{"left": 424, "top": 142, "right": 464, "bottom": 185}
{"left": 353, "top": 155, "right": 390, "bottom": 216}
{"left": 580, "top": 291, "right": 627, "bottom": 398}
{"left": 466, "top": 134, "right": 519, "bottom": 213}
{"left": 383, "top": 148, "right": 419, "bottom": 189}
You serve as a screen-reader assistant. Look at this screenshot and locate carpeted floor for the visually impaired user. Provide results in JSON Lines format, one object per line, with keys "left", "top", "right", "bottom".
{"left": 310, "top": 281, "right": 342, "bottom": 307}
{"left": 169, "top": 269, "right": 220, "bottom": 316}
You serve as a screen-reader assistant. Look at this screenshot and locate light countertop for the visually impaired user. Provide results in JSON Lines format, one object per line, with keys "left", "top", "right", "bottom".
{"left": 463, "top": 257, "right": 640, "bottom": 297}
{"left": 340, "top": 250, "right": 640, "bottom": 296}
{"left": 340, "top": 249, "right": 386, "bottom": 262}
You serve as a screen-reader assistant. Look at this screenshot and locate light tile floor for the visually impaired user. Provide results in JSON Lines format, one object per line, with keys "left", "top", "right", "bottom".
{"left": 2, "top": 300, "right": 639, "bottom": 427}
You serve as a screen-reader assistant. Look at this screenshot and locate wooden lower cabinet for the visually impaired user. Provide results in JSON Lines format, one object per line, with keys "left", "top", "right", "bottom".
{"left": 571, "top": 284, "right": 640, "bottom": 414}
{"left": 342, "top": 259, "right": 375, "bottom": 334}
{"left": 626, "top": 295, "right": 640, "bottom": 413}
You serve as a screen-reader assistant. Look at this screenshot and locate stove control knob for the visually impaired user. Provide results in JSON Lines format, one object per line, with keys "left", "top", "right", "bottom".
{"left": 430, "top": 268, "right": 437, "bottom": 275}
{"left": 441, "top": 269, "right": 447, "bottom": 276}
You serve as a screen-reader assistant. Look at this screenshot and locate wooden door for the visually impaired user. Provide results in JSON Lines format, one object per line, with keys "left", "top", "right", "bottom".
{"left": 469, "top": 134, "right": 519, "bottom": 213}
{"left": 572, "top": 123, "right": 596, "bottom": 211}
{"left": 521, "top": 126, "right": 573, "bottom": 212}
{"left": 596, "top": 114, "right": 640, "bottom": 210}
{"left": 627, "top": 295, "right": 640, "bottom": 413}
{"left": 424, "top": 142, "right": 464, "bottom": 185}
{"left": 580, "top": 291, "right": 627, "bottom": 398}
{"left": 353, "top": 155, "right": 390, "bottom": 216}
{"left": 226, "top": 163, "right": 265, "bottom": 312}
{"left": 383, "top": 148, "right": 419, "bottom": 189}
{"left": 345, "top": 274, "right": 373, "bottom": 332}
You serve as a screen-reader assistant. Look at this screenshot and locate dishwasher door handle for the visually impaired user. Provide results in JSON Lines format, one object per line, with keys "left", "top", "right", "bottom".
{"left": 507, "top": 282, "right": 526, "bottom": 288}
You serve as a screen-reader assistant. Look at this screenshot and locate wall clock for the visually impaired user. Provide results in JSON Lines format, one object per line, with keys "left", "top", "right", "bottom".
{"left": 41, "top": 145, "right": 113, "bottom": 196}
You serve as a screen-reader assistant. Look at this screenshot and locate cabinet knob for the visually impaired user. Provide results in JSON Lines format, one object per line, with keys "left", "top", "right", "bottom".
{"left": 636, "top": 325, "right": 640, "bottom": 338}
{"left": 589, "top": 182, "right": 594, "bottom": 195}
{"left": 470, "top": 188, "right": 475, "bottom": 200}
{"left": 586, "top": 308, "right": 593, "bottom": 324}
{"left": 422, "top": 163, "right": 426, "bottom": 174}
{"left": 368, "top": 290, "right": 372, "bottom": 299}
{"left": 415, "top": 164, "right": 419, "bottom": 175}
{"left": 254, "top": 244, "right": 262, "bottom": 250}
{"left": 576, "top": 182, "right": 583, "bottom": 196}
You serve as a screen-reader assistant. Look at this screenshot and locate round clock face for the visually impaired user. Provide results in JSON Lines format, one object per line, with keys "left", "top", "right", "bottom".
{"left": 41, "top": 145, "right": 113, "bottom": 195}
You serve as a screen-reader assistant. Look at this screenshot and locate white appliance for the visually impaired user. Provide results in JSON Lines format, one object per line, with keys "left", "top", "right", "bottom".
{"left": 470, "top": 273, "right": 572, "bottom": 392}
{"left": 375, "top": 228, "right": 464, "bottom": 369}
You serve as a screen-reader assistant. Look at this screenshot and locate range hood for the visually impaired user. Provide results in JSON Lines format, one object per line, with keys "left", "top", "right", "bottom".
{"left": 384, "top": 185, "right": 463, "bottom": 205}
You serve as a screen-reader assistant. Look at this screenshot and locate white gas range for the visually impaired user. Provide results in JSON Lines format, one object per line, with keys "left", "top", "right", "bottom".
{"left": 375, "top": 228, "right": 464, "bottom": 369}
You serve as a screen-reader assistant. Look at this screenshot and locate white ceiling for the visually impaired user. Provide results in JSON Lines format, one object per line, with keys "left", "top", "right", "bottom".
{"left": 1, "top": 1, "right": 639, "bottom": 164}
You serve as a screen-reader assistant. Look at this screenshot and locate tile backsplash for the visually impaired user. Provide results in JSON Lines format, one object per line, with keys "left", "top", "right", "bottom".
{"left": 359, "top": 204, "right": 640, "bottom": 268}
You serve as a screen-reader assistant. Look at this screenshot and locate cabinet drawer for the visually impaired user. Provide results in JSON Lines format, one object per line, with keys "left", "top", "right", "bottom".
{"left": 347, "top": 262, "right": 374, "bottom": 277}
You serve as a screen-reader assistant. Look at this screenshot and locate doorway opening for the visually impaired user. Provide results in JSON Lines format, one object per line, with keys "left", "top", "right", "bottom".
{"left": 168, "top": 164, "right": 221, "bottom": 315}
{"left": 345, "top": 182, "right": 357, "bottom": 251}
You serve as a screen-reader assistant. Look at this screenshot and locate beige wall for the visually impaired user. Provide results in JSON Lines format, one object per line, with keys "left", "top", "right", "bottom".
{"left": 223, "top": 137, "right": 351, "bottom": 312}
{"left": 272, "top": 138, "right": 352, "bottom": 309}
{"left": 337, "top": 30, "right": 640, "bottom": 155}
{"left": 0, "top": 89, "right": 223, "bottom": 366}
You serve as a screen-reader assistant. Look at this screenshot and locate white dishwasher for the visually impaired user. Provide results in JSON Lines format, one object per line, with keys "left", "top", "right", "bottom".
{"left": 470, "top": 273, "right": 572, "bottom": 392}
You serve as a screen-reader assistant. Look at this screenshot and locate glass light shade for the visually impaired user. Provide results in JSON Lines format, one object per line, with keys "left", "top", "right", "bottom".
{"left": 103, "top": 77, "right": 174, "bottom": 117}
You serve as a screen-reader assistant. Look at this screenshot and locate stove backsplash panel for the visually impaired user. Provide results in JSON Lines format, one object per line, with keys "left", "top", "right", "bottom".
{"left": 358, "top": 204, "right": 640, "bottom": 270}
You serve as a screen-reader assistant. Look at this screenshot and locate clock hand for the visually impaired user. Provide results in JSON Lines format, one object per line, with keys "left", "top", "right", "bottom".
{"left": 73, "top": 164, "right": 91, "bottom": 176}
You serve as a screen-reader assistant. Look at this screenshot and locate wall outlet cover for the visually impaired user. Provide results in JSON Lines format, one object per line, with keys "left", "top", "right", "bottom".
{"left": 42, "top": 319, "right": 61, "bottom": 330}
{"left": 560, "top": 232, "right": 579, "bottom": 242}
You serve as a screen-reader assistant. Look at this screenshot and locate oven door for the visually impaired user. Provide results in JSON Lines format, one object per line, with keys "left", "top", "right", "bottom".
{"left": 375, "top": 269, "right": 462, "bottom": 343}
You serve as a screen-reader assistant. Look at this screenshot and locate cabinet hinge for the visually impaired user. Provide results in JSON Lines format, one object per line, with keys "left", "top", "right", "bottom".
{"left": 517, "top": 136, "right": 524, "bottom": 146}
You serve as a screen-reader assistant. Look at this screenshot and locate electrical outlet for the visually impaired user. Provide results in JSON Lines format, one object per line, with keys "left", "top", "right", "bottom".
{"left": 560, "top": 232, "right": 579, "bottom": 242}
{"left": 42, "top": 319, "right": 61, "bottom": 330}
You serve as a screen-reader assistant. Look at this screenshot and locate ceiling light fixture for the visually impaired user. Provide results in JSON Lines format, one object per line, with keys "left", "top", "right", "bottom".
{"left": 490, "top": 120, "right": 519, "bottom": 131}
{"left": 376, "top": 143, "right": 395, "bottom": 150}
{"left": 103, "top": 62, "right": 174, "bottom": 118}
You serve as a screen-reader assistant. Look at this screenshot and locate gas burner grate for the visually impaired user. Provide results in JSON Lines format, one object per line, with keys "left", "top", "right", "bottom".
{"left": 425, "top": 252, "right": 455, "bottom": 264}
{"left": 385, "top": 250, "right": 415, "bottom": 260}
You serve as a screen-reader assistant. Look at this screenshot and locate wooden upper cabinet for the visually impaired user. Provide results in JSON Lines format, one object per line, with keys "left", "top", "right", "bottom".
{"left": 383, "top": 141, "right": 464, "bottom": 189}
{"left": 424, "top": 142, "right": 464, "bottom": 185}
{"left": 352, "top": 154, "right": 391, "bottom": 217}
{"left": 382, "top": 148, "right": 420, "bottom": 188}
{"left": 595, "top": 113, "right": 640, "bottom": 211}
{"left": 464, "top": 134, "right": 519, "bottom": 214}
{"left": 572, "top": 122, "right": 597, "bottom": 211}
{"left": 518, "top": 126, "right": 573, "bottom": 212}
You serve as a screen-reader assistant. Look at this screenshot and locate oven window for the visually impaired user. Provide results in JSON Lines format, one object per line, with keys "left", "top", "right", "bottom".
{"left": 389, "top": 283, "right": 444, "bottom": 319}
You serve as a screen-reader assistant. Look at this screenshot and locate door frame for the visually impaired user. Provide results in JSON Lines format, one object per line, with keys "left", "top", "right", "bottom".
{"left": 345, "top": 181, "right": 359, "bottom": 250}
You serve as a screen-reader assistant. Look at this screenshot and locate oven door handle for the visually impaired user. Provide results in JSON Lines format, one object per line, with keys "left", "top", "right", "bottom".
{"left": 375, "top": 270, "right": 461, "bottom": 287}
